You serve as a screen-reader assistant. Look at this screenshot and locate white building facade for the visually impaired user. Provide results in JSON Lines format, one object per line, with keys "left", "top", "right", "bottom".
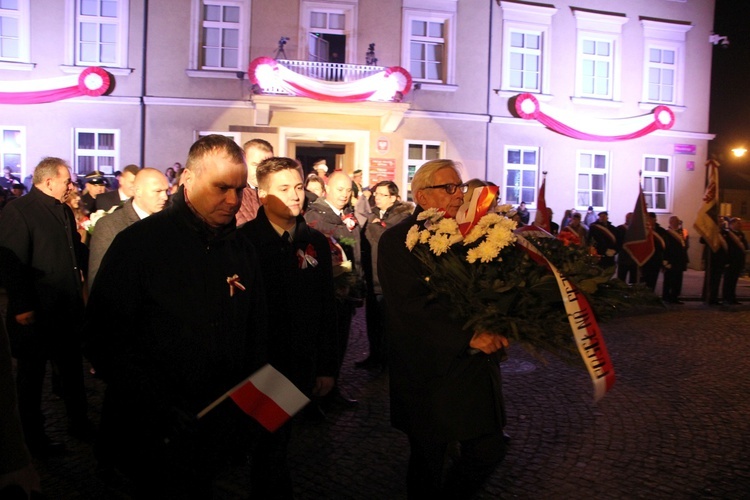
{"left": 0, "top": 0, "right": 715, "bottom": 265}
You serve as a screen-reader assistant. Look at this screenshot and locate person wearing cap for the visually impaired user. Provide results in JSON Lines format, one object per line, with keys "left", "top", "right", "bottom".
{"left": 662, "top": 215, "right": 689, "bottom": 304}
{"left": 312, "top": 160, "right": 328, "bottom": 181}
{"left": 81, "top": 171, "right": 108, "bottom": 215}
{"left": 95, "top": 164, "right": 139, "bottom": 212}
{"left": 723, "top": 217, "right": 748, "bottom": 305}
{"left": 589, "top": 211, "right": 618, "bottom": 270}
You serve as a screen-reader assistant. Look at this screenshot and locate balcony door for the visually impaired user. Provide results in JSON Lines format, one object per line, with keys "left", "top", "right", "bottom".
{"left": 299, "top": 1, "right": 357, "bottom": 64}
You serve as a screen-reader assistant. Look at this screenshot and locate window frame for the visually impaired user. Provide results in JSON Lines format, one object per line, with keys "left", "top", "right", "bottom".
{"left": 0, "top": 126, "right": 26, "bottom": 181}
{"left": 402, "top": 8, "right": 456, "bottom": 87}
{"left": 299, "top": 1, "right": 357, "bottom": 64}
{"left": 68, "top": 0, "right": 130, "bottom": 68}
{"left": 575, "top": 150, "right": 610, "bottom": 212}
{"left": 499, "top": 0, "right": 556, "bottom": 95}
{"left": 195, "top": 130, "right": 242, "bottom": 145}
{"left": 502, "top": 145, "right": 539, "bottom": 208}
{"left": 0, "top": 0, "right": 30, "bottom": 66}
{"left": 188, "top": 0, "right": 250, "bottom": 77}
{"left": 641, "top": 154, "right": 672, "bottom": 213}
{"left": 572, "top": 8, "right": 628, "bottom": 102}
{"left": 640, "top": 19, "right": 692, "bottom": 106}
{"left": 73, "top": 128, "right": 120, "bottom": 176}
{"left": 402, "top": 140, "right": 443, "bottom": 202}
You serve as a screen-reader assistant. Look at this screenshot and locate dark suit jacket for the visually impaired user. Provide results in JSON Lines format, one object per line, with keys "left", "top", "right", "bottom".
{"left": 364, "top": 200, "right": 413, "bottom": 294}
{"left": 240, "top": 208, "right": 337, "bottom": 393}
{"left": 88, "top": 199, "right": 141, "bottom": 287}
{"left": 378, "top": 208, "right": 505, "bottom": 442}
{"left": 94, "top": 189, "right": 128, "bottom": 213}
{"left": 303, "top": 198, "right": 362, "bottom": 276}
{"left": 0, "top": 187, "right": 87, "bottom": 351}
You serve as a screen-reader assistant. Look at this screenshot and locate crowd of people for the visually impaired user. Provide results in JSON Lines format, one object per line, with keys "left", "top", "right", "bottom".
{"left": 0, "top": 142, "right": 747, "bottom": 498}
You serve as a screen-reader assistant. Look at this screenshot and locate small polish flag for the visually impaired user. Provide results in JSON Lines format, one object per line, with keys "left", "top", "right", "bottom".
{"left": 198, "top": 364, "right": 309, "bottom": 432}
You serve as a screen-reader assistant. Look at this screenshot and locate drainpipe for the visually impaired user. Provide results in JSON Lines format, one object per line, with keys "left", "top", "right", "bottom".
{"left": 139, "top": 0, "right": 149, "bottom": 168}
{"left": 484, "top": 0, "right": 494, "bottom": 182}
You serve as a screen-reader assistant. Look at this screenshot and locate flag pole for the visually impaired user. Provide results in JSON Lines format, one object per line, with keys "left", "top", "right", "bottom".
{"left": 197, "top": 377, "right": 250, "bottom": 419}
{"left": 635, "top": 170, "right": 642, "bottom": 285}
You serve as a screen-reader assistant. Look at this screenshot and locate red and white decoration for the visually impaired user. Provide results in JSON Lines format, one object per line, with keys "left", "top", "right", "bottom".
{"left": 0, "top": 66, "right": 111, "bottom": 105}
{"left": 514, "top": 92, "right": 675, "bottom": 141}
{"left": 249, "top": 56, "right": 412, "bottom": 103}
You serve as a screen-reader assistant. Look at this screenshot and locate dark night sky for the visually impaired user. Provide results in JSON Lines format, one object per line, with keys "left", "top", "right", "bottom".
{"left": 709, "top": 0, "right": 750, "bottom": 168}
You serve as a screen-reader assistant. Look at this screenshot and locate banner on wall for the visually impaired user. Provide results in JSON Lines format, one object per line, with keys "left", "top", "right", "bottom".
{"left": 369, "top": 158, "right": 396, "bottom": 183}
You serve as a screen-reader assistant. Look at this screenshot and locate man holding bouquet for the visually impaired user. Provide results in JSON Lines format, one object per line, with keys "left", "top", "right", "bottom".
{"left": 378, "top": 159, "right": 508, "bottom": 498}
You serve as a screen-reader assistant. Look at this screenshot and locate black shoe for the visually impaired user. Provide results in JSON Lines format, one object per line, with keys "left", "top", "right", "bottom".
{"left": 727, "top": 300, "right": 742, "bottom": 305}
{"left": 708, "top": 300, "right": 722, "bottom": 306}
{"left": 502, "top": 431, "right": 511, "bottom": 444}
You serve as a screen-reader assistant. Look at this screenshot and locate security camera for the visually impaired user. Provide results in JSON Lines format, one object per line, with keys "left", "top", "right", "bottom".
{"left": 709, "top": 33, "right": 729, "bottom": 48}
{"left": 279, "top": 36, "right": 290, "bottom": 45}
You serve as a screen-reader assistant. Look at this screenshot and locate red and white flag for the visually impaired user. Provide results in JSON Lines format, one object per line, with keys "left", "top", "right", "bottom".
{"left": 622, "top": 185, "right": 654, "bottom": 266}
{"left": 532, "top": 175, "right": 551, "bottom": 232}
{"left": 693, "top": 159, "right": 727, "bottom": 253}
{"left": 198, "top": 364, "right": 309, "bottom": 432}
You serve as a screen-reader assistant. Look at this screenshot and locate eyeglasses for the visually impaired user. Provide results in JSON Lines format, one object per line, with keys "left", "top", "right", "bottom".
{"left": 423, "top": 183, "right": 468, "bottom": 195}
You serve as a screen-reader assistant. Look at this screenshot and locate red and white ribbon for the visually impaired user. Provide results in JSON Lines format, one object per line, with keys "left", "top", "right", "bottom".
{"left": 226, "top": 274, "right": 246, "bottom": 297}
{"left": 515, "top": 233, "right": 616, "bottom": 402}
{"left": 0, "top": 66, "right": 111, "bottom": 104}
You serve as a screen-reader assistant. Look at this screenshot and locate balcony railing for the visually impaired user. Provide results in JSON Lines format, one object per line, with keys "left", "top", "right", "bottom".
{"left": 258, "top": 59, "right": 386, "bottom": 95}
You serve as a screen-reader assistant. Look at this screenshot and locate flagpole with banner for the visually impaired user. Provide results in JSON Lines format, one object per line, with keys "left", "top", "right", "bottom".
{"left": 622, "top": 172, "right": 654, "bottom": 281}
{"left": 533, "top": 171, "right": 551, "bottom": 232}
{"left": 693, "top": 159, "right": 727, "bottom": 302}
{"left": 198, "top": 364, "right": 310, "bottom": 433}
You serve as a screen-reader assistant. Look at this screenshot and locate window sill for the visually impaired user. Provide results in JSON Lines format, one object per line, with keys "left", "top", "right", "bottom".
{"left": 639, "top": 101, "right": 684, "bottom": 113}
{"left": 495, "top": 90, "right": 553, "bottom": 102}
{"left": 0, "top": 61, "right": 35, "bottom": 71}
{"left": 186, "top": 69, "right": 246, "bottom": 80}
{"left": 569, "top": 96, "right": 623, "bottom": 109}
{"left": 413, "top": 82, "right": 458, "bottom": 92}
{"left": 59, "top": 65, "right": 133, "bottom": 76}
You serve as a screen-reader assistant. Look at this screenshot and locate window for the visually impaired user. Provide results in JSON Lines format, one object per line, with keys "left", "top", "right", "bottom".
{"left": 0, "top": 0, "right": 29, "bottom": 64}
{"left": 1, "top": 126, "right": 25, "bottom": 180}
{"left": 403, "top": 140, "right": 441, "bottom": 202}
{"left": 74, "top": 129, "right": 118, "bottom": 175}
{"left": 642, "top": 155, "right": 671, "bottom": 211}
{"left": 573, "top": 8, "right": 628, "bottom": 101}
{"left": 576, "top": 151, "right": 609, "bottom": 210}
{"left": 503, "top": 146, "right": 538, "bottom": 206}
{"left": 641, "top": 19, "right": 692, "bottom": 106}
{"left": 402, "top": 7, "right": 456, "bottom": 86}
{"left": 499, "top": 1, "right": 556, "bottom": 94}
{"left": 300, "top": 1, "right": 357, "bottom": 65}
{"left": 73, "top": 0, "right": 129, "bottom": 67}
{"left": 196, "top": 130, "right": 241, "bottom": 144}
{"left": 200, "top": 1, "right": 242, "bottom": 70}
{"left": 189, "top": 0, "right": 250, "bottom": 76}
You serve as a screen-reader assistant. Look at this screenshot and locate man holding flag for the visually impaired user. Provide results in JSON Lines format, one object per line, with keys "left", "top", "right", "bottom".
{"left": 693, "top": 159, "right": 728, "bottom": 304}
{"left": 84, "top": 135, "right": 270, "bottom": 497}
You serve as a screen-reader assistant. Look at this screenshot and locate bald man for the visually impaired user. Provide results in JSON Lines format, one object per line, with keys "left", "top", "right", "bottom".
{"left": 88, "top": 168, "right": 169, "bottom": 287}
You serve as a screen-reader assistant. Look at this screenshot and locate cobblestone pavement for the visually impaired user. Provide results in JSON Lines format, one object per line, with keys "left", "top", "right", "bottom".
{"left": 24, "top": 272, "right": 750, "bottom": 498}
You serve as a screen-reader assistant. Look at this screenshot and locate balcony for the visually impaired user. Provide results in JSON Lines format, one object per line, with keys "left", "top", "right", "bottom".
{"left": 249, "top": 57, "right": 412, "bottom": 104}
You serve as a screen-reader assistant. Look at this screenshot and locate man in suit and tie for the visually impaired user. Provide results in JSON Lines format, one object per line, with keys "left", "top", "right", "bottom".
{"left": 240, "top": 156, "right": 337, "bottom": 495}
{"left": 87, "top": 168, "right": 169, "bottom": 287}
{"left": 236, "top": 139, "right": 274, "bottom": 226}
{"left": 95, "top": 164, "right": 140, "bottom": 213}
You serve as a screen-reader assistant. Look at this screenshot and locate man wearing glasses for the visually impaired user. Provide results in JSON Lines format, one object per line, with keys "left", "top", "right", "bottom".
{"left": 378, "top": 159, "right": 508, "bottom": 498}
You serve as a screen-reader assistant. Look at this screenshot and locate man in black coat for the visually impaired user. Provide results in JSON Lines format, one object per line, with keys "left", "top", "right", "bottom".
{"left": 303, "top": 170, "right": 362, "bottom": 408}
{"left": 662, "top": 215, "right": 689, "bottom": 304}
{"left": 378, "top": 159, "right": 508, "bottom": 498}
{"left": 723, "top": 217, "right": 748, "bottom": 304}
{"left": 93, "top": 164, "right": 140, "bottom": 213}
{"left": 642, "top": 213, "right": 666, "bottom": 291}
{"left": 589, "top": 211, "right": 618, "bottom": 271}
{"left": 357, "top": 180, "right": 413, "bottom": 369}
{"left": 0, "top": 157, "right": 91, "bottom": 456}
{"left": 83, "top": 135, "right": 269, "bottom": 497}
{"left": 241, "top": 157, "right": 337, "bottom": 497}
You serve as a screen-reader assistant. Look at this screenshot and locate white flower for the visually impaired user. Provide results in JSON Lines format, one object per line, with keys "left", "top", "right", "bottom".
{"left": 406, "top": 225, "right": 420, "bottom": 250}
{"left": 429, "top": 233, "right": 452, "bottom": 255}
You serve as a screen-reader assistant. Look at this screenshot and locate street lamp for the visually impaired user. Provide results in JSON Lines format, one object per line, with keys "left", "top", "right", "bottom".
{"left": 731, "top": 147, "right": 747, "bottom": 157}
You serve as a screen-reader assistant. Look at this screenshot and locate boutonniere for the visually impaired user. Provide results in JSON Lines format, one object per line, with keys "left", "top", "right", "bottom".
{"left": 341, "top": 213, "right": 357, "bottom": 231}
{"left": 297, "top": 244, "right": 319, "bottom": 269}
{"left": 226, "top": 274, "right": 246, "bottom": 297}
